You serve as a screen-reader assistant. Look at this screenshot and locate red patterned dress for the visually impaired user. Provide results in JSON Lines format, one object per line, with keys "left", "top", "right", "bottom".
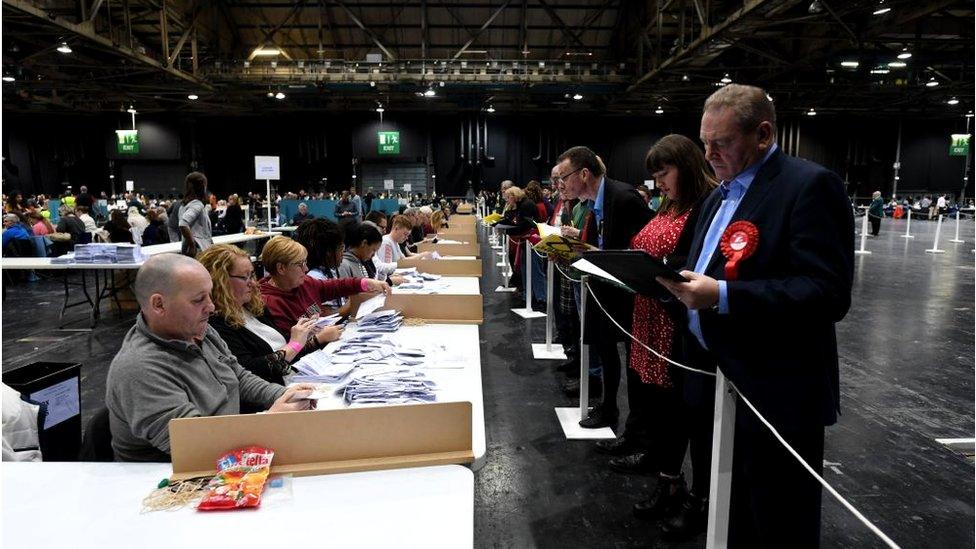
{"left": 629, "top": 208, "right": 692, "bottom": 387}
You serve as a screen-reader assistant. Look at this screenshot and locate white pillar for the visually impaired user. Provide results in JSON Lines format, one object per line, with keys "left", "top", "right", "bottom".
{"left": 705, "top": 369, "right": 737, "bottom": 549}
{"left": 926, "top": 215, "right": 946, "bottom": 253}
{"left": 900, "top": 208, "right": 914, "bottom": 239}
{"left": 578, "top": 275, "right": 590, "bottom": 420}
{"left": 512, "top": 240, "right": 545, "bottom": 318}
{"left": 855, "top": 213, "right": 872, "bottom": 255}
{"left": 495, "top": 234, "right": 515, "bottom": 293}
{"left": 950, "top": 210, "right": 965, "bottom": 243}
{"left": 265, "top": 180, "right": 272, "bottom": 229}
{"left": 532, "top": 259, "right": 567, "bottom": 359}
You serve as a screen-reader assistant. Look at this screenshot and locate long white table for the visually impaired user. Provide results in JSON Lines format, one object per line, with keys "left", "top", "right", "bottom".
{"left": 311, "top": 323, "right": 486, "bottom": 470}
{"left": 141, "top": 232, "right": 272, "bottom": 255}
{"left": 2, "top": 462, "right": 473, "bottom": 548}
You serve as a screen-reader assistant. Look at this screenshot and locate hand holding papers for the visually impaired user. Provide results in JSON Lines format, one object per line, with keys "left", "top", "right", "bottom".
{"left": 534, "top": 233, "right": 598, "bottom": 262}
{"left": 355, "top": 294, "right": 387, "bottom": 319}
{"left": 572, "top": 250, "right": 688, "bottom": 296}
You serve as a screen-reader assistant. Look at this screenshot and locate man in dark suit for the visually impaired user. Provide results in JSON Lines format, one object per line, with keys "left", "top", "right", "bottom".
{"left": 554, "top": 146, "right": 653, "bottom": 428}
{"left": 658, "top": 84, "right": 854, "bottom": 547}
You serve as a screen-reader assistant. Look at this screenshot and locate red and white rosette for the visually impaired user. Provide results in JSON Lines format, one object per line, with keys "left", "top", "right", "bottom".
{"left": 719, "top": 221, "right": 759, "bottom": 281}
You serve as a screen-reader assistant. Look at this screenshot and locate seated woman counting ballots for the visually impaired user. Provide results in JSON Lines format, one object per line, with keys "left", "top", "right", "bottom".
{"left": 338, "top": 222, "right": 405, "bottom": 285}
{"left": 198, "top": 244, "right": 341, "bottom": 386}
{"left": 259, "top": 235, "right": 389, "bottom": 337}
{"left": 292, "top": 218, "right": 352, "bottom": 317}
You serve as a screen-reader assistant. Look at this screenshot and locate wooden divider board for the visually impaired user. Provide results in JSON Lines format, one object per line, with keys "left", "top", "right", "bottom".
{"left": 450, "top": 215, "right": 477, "bottom": 227}
{"left": 349, "top": 292, "right": 483, "bottom": 324}
{"left": 400, "top": 258, "right": 482, "bottom": 277}
{"left": 417, "top": 242, "right": 480, "bottom": 257}
{"left": 169, "top": 402, "right": 473, "bottom": 480}
{"left": 438, "top": 227, "right": 479, "bottom": 242}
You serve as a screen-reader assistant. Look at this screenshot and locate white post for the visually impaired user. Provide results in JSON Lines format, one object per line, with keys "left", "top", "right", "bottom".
{"left": 578, "top": 275, "right": 590, "bottom": 420}
{"left": 265, "top": 179, "right": 272, "bottom": 229}
{"left": 855, "top": 213, "right": 872, "bottom": 255}
{"left": 495, "top": 235, "right": 515, "bottom": 293}
{"left": 900, "top": 208, "right": 914, "bottom": 239}
{"left": 512, "top": 240, "right": 545, "bottom": 318}
{"left": 950, "top": 210, "right": 965, "bottom": 243}
{"left": 532, "top": 257, "right": 567, "bottom": 359}
{"left": 926, "top": 215, "right": 946, "bottom": 253}
{"left": 705, "top": 369, "right": 737, "bottom": 549}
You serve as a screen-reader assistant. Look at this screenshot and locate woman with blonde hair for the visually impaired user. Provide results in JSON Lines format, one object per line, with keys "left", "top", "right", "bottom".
{"left": 258, "top": 236, "right": 389, "bottom": 336}
{"left": 198, "top": 244, "right": 329, "bottom": 385}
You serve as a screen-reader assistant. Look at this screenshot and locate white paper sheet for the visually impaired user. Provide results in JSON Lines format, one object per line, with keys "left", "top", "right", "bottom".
{"left": 356, "top": 293, "right": 387, "bottom": 319}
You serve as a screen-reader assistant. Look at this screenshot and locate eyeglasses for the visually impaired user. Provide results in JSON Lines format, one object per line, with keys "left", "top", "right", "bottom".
{"left": 552, "top": 167, "right": 583, "bottom": 184}
{"left": 228, "top": 272, "right": 257, "bottom": 282}
{"left": 290, "top": 260, "right": 308, "bottom": 268}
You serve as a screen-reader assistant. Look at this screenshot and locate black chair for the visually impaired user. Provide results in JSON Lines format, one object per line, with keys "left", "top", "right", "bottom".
{"left": 78, "top": 407, "right": 114, "bottom": 461}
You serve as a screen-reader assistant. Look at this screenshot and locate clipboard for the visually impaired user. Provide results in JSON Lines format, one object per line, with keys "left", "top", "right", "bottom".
{"left": 576, "top": 250, "right": 688, "bottom": 296}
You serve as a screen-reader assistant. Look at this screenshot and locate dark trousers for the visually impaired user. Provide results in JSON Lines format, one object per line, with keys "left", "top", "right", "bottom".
{"left": 728, "top": 410, "right": 825, "bottom": 549}
{"left": 594, "top": 340, "right": 624, "bottom": 413}
{"left": 869, "top": 215, "right": 881, "bottom": 236}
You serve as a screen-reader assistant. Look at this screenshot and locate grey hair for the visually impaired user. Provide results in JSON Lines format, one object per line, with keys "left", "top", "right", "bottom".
{"left": 3, "top": 213, "right": 19, "bottom": 223}
{"left": 500, "top": 180, "right": 514, "bottom": 190}
{"left": 134, "top": 254, "right": 203, "bottom": 308}
{"left": 403, "top": 207, "right": 420, "bottom": 215}
{"left": 298, "top": 202, "right": 308, "bottom": 208}
{"left": 704, "top": 83, "right": 777, "bottom": 134}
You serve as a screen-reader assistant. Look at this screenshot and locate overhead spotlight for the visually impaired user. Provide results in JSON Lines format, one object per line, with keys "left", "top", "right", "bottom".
{"left": 572, "top": 93, "right": 583, "bottom": 100}
{"left": 925, "top": 77, "right": 939, "bottom": 87}
{"left": 840, "top": 60, "right": 859, "bottom": 68}
{"left": 870, "top": 68, "right": 890, "bottom": 74}
{"left": 275, "top": 91, "right": 286, "bottom": 100}
{"left": 375, "top": 103, "right": 384, "bottom": 113}
{"left": 252, "top": 46, "right": 282, "bottom": 56}
{"left": 966, "top": 111, "right": 974, "bottom": 118}
{"left": 681, "top": 74, "right": 690, "bottom": 82}
{"left": 187, "top": 94, "right": 199, "bottom": 100}
{"left": 806, "top": 108, "right": 817, "bottom": 116}
{"left": 486, "top": 105, "right": 496, "bottom": 113}
{"left": 897, "top": 48, "right": 912, "bottom": 60}
{"left": 872, "top": 1, "right": 890, "bottom": 15}
{"left": 270, "top": 61, "right": 277, "bottom": 69}
{"left": 57, "top": 41, "right": 72, "bottom": 54}
{"left": 720, "top": 73, "right": 732, "bottom": 84}
{"left": 439, "top": 81, "right": 445, "bottom": 87}
{"left": 887, "top": 61, "right": 907, "bottom": 68}
{"left": 423, "top": 88, "right": 436, "bottom": 97}
{"left": 765, "top": 93, "right": 774, "bottom": 102}
{"left": 654, "top": 106, "right": 664, "bottom": 114}
{"left": 947, "top": 97, "right": 960, "bottom": 105}
{"left": 808, "top": 0, "right": 824, "bottom": 14}
{"left": 126, "top": 105, "right": 137, "bottom": 114}
{"left": 267, "top": 91, "right": 274, "bottom": 98}
{"left": 369, "top": 81, "right": 376, "bottom": 87}
{"left": 2, "top": 75, "right": 14, "bottom": 83}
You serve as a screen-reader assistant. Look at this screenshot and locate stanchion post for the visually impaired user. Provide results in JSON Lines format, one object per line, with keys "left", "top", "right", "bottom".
{"left": 532, "top": 260, "right": 566, "bottom": 359}
{"left": 926, "top": 215, "right": 946, "bottom": 254}
{"left": 900, "top": 208, "right": 914, "bottom": 239}
{"left": 855, "top": 213, "right": 872, "bottom": 255}
{"left": 705, "top": 369, "right": 736, "bottom": 549}
{"left": 545, "top": 259, "right": 554, "bottom": 350}
{"left": 495, "top": 235, "right": 516, "bottom": 293}
{"left": 578, "top": 276, "right": 590, "bottom": 420}
{"left": 950, "top": 210, "right": 965, "bottom": 243}
{"left": 524, "top": 240, "right": 532, "bottom": 310}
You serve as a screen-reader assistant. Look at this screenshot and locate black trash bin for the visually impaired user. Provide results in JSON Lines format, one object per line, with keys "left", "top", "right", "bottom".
{"left": 5, "top": 361, "right": 82, "bottom": 461}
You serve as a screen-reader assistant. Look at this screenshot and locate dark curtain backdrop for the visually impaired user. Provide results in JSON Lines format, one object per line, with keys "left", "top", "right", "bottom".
{"left": 2, "top": 112, "right": 970, "bottom": 200}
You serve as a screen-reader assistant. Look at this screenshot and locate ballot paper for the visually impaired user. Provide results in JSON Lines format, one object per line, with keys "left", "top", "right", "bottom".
{"left": 291, "top": 351, "right": 357, "bottom": 383}
{"left": 314, "top": 313, "right": 344, "bottom": 327}
{"left": 418, "top": 272, "right": 441, "bottom": 281}
{"left": 356, "top": 309, "right": 403, "bottom": 332}
{"left": 393, "top": 267, "right": 418, "bottom": 275}
{"left": 535, "top": 223, "right": 562, "bottom": 238}
{"left": 341, "top": 364, "right": 437, "bottom": 406}
{"left": 355, "top": 293, "right": 387, "bottom": 319}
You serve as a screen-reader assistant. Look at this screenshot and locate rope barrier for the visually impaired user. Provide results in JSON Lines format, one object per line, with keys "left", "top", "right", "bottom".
{"left": 578, "top": 279, "right": 901, "bottom": 549}
{"left": 553, "top": 261, "right": 582, "bottom": 283}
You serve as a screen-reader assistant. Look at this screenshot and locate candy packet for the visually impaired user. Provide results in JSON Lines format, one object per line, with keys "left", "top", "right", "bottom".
{"left": 197, "top": 446, "right": 275, "bottom": 511}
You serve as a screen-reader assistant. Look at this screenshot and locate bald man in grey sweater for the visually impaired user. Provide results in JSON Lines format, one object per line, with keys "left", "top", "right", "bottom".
{"left": 105, "top": 254, "right": 315, "bottom": 462}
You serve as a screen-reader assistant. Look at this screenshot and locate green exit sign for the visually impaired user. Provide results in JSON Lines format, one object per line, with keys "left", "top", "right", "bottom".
{"left": 378, "top": 131, "right": 400, "bottom": 155}
{"left": 116, "top": 129, "right": 139, "bottom": 154}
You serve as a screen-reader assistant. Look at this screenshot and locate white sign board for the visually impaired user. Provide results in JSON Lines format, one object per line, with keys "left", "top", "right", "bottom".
{"left": 383, "top": 179, "right": 395, "bottom": 190}
{"left": 254, "top": 156, "right": 281, "bottom": 180}
{"left": 644, "top": 179, "right": 655, "bottom": 190}
{"left": 403, "top": 184, "right": 412, "bottom": 192}
{"left": 125, "top": 180, "right": 135, "bottom": 192}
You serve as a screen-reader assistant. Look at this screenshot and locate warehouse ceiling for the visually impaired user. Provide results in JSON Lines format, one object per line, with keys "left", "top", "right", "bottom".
{"left": 1, "top": 0, "right": 973, "bottom": 116}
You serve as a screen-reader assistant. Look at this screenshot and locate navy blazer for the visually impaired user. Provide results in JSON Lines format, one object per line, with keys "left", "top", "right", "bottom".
{"left": 686, "top": 149, "right": 854, "bottom": 431}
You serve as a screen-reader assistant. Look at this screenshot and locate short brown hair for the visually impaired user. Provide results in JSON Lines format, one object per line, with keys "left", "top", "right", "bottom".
{"left": 703, "top": 83, "right": 777, "bottom": 133}
{"left": 525, "top": 180, "right": 543, "bottom": 202}
{"left": 260, "top": 236, "right": 307, "bottom": 274}
{"left": 645, "top": 134, "right": 718, "bottom": 215}
{"left": 391, "top": 214, "right": 413, "bottom": 231}
{"left": 555, "top": 146, "right": 605, "bottom": 177}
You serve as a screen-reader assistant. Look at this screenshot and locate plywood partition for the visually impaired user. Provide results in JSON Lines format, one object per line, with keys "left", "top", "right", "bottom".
{"left": 400, "top": 258, "right": 482, "bottom": 277}
{"left": 450, "top": 215, "right": 477, "bottom": 227}
{"left": 348, "top": 292, "right": 483, "bottom": 324}
{"left": 169, "top": 402, "right": 474, "bottom": 480}
{"left": 438, "top": 227, "right": 479, "bottom": 242}
{"left": 417, "top": 242, "right": 480, "bottom": 257}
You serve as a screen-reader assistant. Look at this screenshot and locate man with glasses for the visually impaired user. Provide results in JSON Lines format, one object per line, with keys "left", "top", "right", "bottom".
{"left": 553, "top": 146, "right": 653, "bottom": 428}
{"left": 657, "top": 84, "right": 854, "bottom": 547}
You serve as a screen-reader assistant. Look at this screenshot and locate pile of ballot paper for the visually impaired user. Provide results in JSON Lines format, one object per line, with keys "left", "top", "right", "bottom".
{"left": 341, "top": 365, "right": 437, "bottom": 405}
{"left": 357, "top": 309, "right": 403, "bottom": 332}
{"left": 70, "top": 243, "right": 143, "bottom": 264}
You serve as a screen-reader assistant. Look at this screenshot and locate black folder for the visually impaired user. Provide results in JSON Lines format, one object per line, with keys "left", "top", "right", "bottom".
{"left": 579, "top": 250, "right": 688, "bottom": 296}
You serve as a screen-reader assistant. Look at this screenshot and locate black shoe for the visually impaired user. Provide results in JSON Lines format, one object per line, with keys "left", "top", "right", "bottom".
{"left": 595, "top": 436, "right": 639, "bottom": 456}
{"left": 633, "top": 473, "right": 687, "bottom": 520}
{"left": 563, "top": 375, "right": 601, "bottom": 398}
{"left": 579, "top": 405, "right": 617, "bottom": 429}
{"left": 609, "top": 452, "right": 658, "bottom": 475}
{"left": 661, "top": 493, "right": 708, "bottom": 540}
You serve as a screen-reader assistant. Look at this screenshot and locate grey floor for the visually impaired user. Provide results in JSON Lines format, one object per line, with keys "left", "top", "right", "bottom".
{"left": 2, "top": 214, "right": 973, "bottom": 548}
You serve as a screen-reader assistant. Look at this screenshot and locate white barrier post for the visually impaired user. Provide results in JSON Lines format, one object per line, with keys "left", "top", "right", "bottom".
{"left": 950, "top": 210, "right": 965, "bottom": 243}
{"left": 512, "top": 239, "right": 545, "bottom": 318}
{"left": 705, "top": 369, "right": 737, "bottom": 549}
{"left": 855, "top": 213, "right": 872, "bottom": 255}
{"left": 532, "top": 258, "right": 567, "bottom": 359}
{"left": 900, "top": 208, "right": 914, "bottom": 239}
{"left": 926, "top": 215, "right": 946, "bottom": 254}
{"left": 495, "top": 235, "right": 516, "bottom": 293}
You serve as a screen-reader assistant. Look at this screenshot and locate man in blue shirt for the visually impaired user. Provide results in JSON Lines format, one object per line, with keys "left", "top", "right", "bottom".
{"left": 2, "top": 214, "right": 31, "bottom": 253}
{"left": 658, "top": 84, "right": 854, "bottom": 548}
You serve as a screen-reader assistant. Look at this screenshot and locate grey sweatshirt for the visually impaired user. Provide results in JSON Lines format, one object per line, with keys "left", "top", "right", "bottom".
{"left": 105, "top": 314, "right": 286, "bottom": 462}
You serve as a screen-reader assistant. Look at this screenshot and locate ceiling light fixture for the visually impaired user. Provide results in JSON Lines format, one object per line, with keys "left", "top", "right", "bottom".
{"left": 423, "top": 88, "right": 436, "bottom": 97}
{"left": 720, "top": 73, "right": 732, "bottom": 84}
{"left": 654, "top": 106, "right": 664, "bottom": 114}
{"left": 887, "top": 61, "right": 907, "bottom": 68}
{"left": 681, "top": 74, "right": 690, "bottom": 82}
{"left": 872, "top": 1, "right": 890, "bottom": 15}
{"left": 486, "top": 105, "right": 496, "bottom": 113}
{"left": 126, "top": 105, "right": 137, "bottom": 114}
{"left": 187, "top": 94, "right": 198, "bottom": 100}
{"left": 56, "top": 41, "right": 72, "bottom": 54}
{"left": 2, "top": 75, "right": 14, "bottom": 83}
{"left": 375, "top": 103, "right": 384, "bottom": 113}
{"left": 897, "top": 49, "right": 912, "bottom": 60}
{"left": 808, "top": 0, "right": 824, "bottom": 14}
{"left": 925, "top": 77, "right": 939, "bottom": 87}
{"left": 275, "top": 91, "right": 286, "bottom": 100}
{"left": 870, "top": 68, "right": 890, "bottom": 74}
{"left": 840, "top": 60, "right": 859, "bottom": 68}
{"left": 252, "top": 46, "right": 282, "bottom": 56}
{"left": 947, "top": 97, "right": 959, "bottom": 106}
{"left": 369, "top": 81, "right": 376, "bottom": 87}
{"left": 572, "top": 93, "right": 583, "bottom": 100}
{"left": 806, "top": 108, "right": 817, "bottom": 116}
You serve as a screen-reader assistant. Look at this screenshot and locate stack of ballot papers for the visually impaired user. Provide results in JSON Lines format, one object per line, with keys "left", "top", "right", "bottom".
{"left": 357, "top": 309, "right": 403, "bottom": 332}
{"left": 71, "top": 243, "right": 144, "bottom": 264}
{"left": 393, "top": 267, "right": 418, "bottom": 275}
{"left": 314, "top": 313, "right": 344, "bottom": 327}
{"left": 341, "top": 364, "right": 437, "bottom": 406}
{"left": 291, "top": 352, "right": 358, "bottom": 384}
{"left": 114, "top": 244, "right": 142, "bottom": 263}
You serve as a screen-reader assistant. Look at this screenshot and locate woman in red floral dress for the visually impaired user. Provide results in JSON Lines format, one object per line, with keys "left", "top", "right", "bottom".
{"left": 600, "top": 134, "right": 718, "bottom": 541}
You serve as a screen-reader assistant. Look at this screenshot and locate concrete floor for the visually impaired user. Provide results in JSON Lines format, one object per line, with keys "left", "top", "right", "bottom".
{"left": 2, "top": 214, "right": 973, "bottom": 548}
